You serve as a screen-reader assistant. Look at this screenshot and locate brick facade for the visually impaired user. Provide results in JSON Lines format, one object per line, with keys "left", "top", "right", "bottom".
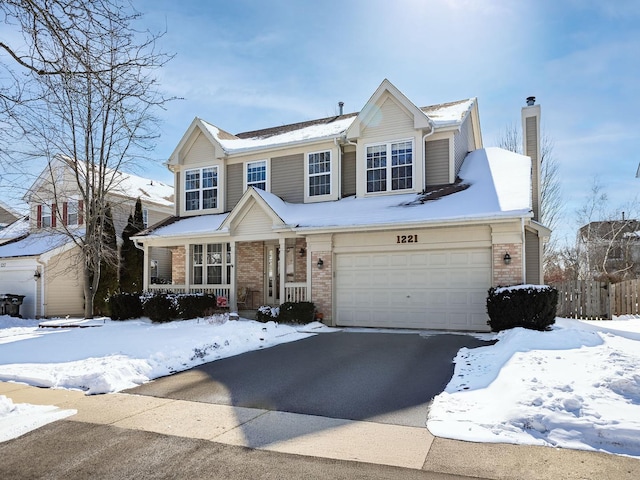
{"left": 236, "top": 241, "right": 264, "bottom": 306}
{"left": 493, "top": 243, "right": 523, "bottom": 286}
{"left": 170, "top": 246, "right": 186, "bottom": 284}
{"left": 311, "top": 251, "right": 332, "bottom": 322}
{"left": 294, "top": 238, "right": 307, "bottom": 283}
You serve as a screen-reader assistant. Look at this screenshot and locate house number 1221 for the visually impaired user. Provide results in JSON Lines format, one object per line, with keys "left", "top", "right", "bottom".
{"left": 397, "top": 235, "right": 418, "bottom": 243}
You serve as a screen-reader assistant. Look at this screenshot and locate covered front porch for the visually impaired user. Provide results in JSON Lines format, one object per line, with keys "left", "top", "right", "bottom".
{"left": 142, "top": 237, "right": 309, "bottom": 311}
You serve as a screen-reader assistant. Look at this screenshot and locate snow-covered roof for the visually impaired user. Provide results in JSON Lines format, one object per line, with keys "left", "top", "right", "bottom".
{"left": 110, "top": 169, "right": 174, "bottom": 207}
{"left": 0, "top": 216, "right": 30, "bottom": 244}
{"left": 0, "top": 229, "right": 81, "bottom": 258}
{"left": 142, "top": 147, "right": 531, "bottom": 238}
{"left": 196, "top": 98, "right": 474, "bottom": 155}
{"left": 25, "top": 156, "right": 174, "bottom": 208}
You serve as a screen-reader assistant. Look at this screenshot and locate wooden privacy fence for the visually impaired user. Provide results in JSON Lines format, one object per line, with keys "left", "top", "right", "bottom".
{"left": 551, "top": 279, "right": 640, "bottom": 319}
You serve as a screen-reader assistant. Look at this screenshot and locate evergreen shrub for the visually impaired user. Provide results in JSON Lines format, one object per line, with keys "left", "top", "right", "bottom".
{"left": 177, "top": 293, "right": 218, "bottom": 320}
{"left": 108, "top": 293, "right": 143, "bottom": 320}
{"left": 143, "top": 293, "right": 178, "bottom": 323}
{"left": 255, "top": 302, "right": 316, "bottom": 324}
{"left": 486, "top": 285, "right": 558, "bottom": 332}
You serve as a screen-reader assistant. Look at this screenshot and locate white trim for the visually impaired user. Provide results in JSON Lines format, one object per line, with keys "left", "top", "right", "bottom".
{"left": 364, "top": 137, "right": 415, "bottom": 195}
{"left": 305, "top": 149, "right": 333, "bottom": 202}
{"left": 183, "top": 165, "right": 220, "bottom": 214}
{"left": 243, "top": 159, "right": 270, "bottom": 193}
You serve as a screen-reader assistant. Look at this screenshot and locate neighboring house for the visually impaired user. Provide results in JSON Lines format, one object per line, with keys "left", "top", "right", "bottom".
{"left": 0, "top": 216, "right": 29, "bottom": 246}
{"left": 578, "top": 219, "right": 640, "bottom": 282}
{"left": 0, "top": 200, "right": 20, "bottom": 229}
{"left": 133, "top": 79, "right": 549, "bottom": 331}
{"left": 0, "top": 157, "right": 174, "bottom": 319}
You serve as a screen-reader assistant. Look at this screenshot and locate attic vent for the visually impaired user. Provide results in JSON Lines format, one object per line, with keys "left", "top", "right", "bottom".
{"left": 338, "top": 101, "right": 344, "bottom": 115}
{"left": 526, "top": 96, "right": 536, "bottom": 106}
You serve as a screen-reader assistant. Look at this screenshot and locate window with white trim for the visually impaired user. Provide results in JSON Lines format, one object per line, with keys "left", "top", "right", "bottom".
{"left": 41, "top": 204, "right": 52, "bottom": 227}
{"left": 67, "top": 200, "right": 79, "bottom": 226}
{"left": 308, "top": 151, "right": 331, "bottom": 196}
{"left": 142, "top": 208, "right": 148, "bottom": 228}
{"left": 247, "top": 160, "right": 267, "bottom": 190}
{"left": 185, "top": 166, "right": 218, "bottom": 211}
{"left": 366, "top": 140, "right": 413, "bottom": 193}
{"left": 192, "top": 243, "right": 229, "bottom": 285}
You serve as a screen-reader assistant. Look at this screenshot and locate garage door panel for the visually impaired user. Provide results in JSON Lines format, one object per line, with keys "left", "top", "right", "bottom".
{"left": 336, "top": 249, "right": 491, "bottom": 331}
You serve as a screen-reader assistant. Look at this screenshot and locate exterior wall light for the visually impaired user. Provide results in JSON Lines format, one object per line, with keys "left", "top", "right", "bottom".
{"left": 503, "top": 253, "right": 511, "bottom": 265}
{"left": 299, "top": 248, "right": 306, "bottom": 257}
{"left": 317, "top": 258, "right": 324, "bottom": 269}
{"left": 34, "top": 270, "right": 41, "bottom": 280}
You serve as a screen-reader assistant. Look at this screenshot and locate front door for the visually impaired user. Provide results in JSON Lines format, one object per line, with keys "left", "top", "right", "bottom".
{"left": 265, "top": 244, "right": 280, "bottom": 305}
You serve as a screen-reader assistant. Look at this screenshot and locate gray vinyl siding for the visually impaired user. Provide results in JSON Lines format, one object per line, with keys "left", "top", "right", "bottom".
{"left": 525, "top": 229, "right": 540, "bottom": 284}
{"left": 272, "top": 153, "right": 304, "bottom": 203}
{"left": 185, "top": 132, "right": 216, "bottom": 164}
{"left": 454, "top": 115, "right": 471, "bottom": 176}
{"left": 175, "top": 172, "right": 181, "bottom": 213}
{"left": 226, "top": 163, "right": 243, "bottom": 211}
{"left": 525, "top": 116, "right": 540, "bottom": 221}
{"left": 341, "top": 151, "right": 356, "bottom": 197}
{"left": 425, "top": 138, "right": 450, "bottom": 186}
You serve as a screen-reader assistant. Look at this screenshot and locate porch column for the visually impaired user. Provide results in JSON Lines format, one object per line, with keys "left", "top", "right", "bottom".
{"left": 184, "top": 242, "right": 190, "bottom": 293}
{"left": 279, "top": 237, "right": 286, "bottom": 305}
{"left": 142, "top": 243, "right": 149, "bottom": 291}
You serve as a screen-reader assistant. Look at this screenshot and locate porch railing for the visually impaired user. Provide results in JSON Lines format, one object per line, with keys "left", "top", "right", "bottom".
{"left": 284, "top": 282, "right": 307, "bottom": 302}
{"left": 147, "top": 284, "right": 231, "bottom": 301}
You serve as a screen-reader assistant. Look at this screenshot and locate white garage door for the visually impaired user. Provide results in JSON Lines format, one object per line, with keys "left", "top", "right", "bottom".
{"left": 0, "top": 268, "right": 36, "bottom": 319}
{"left": 335, "top": 249, "right": 491, "bottom": 331}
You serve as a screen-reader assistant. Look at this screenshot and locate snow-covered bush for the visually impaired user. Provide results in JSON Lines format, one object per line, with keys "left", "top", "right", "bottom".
{"left": 255, "top": 301, "right": 316, "bottom": 325}
{"left": 108, "top": 292, "right": 143, "bottom": 320}
{"left": 486, "top": 284, "right": 558, "bottom": 332}
{"left": 177, "top": 293, "right": 218, "bottom": 319}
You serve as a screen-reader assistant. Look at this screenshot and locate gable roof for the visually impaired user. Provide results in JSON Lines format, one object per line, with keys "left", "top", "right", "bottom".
{"left": 169, "top": 80, "right": 477, "bottom": 158}
{"left": 24, "top": 156, "right": 174, "bottom": 207}
{"left": 0, "top": 216, "right": 30, "bottom": 244}
{"left": 0, "top": 228, "right": 81, "bottom": 259}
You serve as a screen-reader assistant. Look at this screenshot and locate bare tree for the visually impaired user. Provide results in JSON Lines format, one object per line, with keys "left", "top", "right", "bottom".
{"left": 496, "top": 123, "right": 564, "bottom": 274}
{"left": 1, "top": 0, "right": 173, "bottom": 317}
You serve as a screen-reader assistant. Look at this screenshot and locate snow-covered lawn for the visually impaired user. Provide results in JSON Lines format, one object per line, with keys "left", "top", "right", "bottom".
{"left": 0, "top": 314, "right": 639, "bottom": 459}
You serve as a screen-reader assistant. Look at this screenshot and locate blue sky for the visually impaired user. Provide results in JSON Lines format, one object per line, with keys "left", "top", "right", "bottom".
{"left": 4, "top": 1, "right": 640, "bottom": 245}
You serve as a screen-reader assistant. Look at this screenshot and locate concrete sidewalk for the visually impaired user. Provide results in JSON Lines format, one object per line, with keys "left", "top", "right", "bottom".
{"left": 1, "top": 381, "right": 638, "bottom": 479}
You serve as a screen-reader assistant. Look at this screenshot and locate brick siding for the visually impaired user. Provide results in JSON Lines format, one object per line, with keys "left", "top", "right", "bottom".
{"left": 493, "top": 243, "right": 523, "bottom": 286}
{"left": 311, "top": 251, "right": 332, "bottom": 323}
{"left": 237, "top": 241, "right": 264, "bottom": 305}
{"left": 170, "top": 246, "right": 186, "bottom": 284}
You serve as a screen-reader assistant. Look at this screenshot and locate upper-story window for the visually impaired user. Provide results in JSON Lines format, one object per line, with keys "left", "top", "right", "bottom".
{"left": 366, "top": 139, "right": 413, "bottom": 193}
{"left": 66, "top": 201, "right": 79, "bottom": 226}
{"left": 247, "top": 160, "right": 267, "bottom": 190}
{"left": 41, "top": 204, "right": 52, "bottom": 227}
{"left": 142, "top": 208, "right": 149, "bottom": 228}
{"left": 308, "top": 151, "right": 331, "bottom": 196}
{"left": 185, "top": 166, "right": 218, "bottom": 211}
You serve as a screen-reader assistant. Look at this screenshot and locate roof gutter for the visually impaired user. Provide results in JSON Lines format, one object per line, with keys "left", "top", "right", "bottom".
{"left": 291, "top": 210, "right": 534, "bottom": 235}
{"left": 220, "top": 132, "right": 347, "bottom": 156}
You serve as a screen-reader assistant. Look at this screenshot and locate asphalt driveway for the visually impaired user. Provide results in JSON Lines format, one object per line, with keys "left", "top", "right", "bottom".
{"left": 127, "top": 331, "right": 493, "bottom": 427}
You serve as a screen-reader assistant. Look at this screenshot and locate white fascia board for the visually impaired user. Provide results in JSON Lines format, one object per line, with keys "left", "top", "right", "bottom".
{"left": 292, "top": 211, "right": 533, "bottom": 235}
{"left": 222, "top": 134, "right": 344, "bottom": 156}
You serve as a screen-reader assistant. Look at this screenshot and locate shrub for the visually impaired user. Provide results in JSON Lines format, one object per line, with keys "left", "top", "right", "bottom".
{"left": 177, "top": 293, "right": 217, "bottom": 320}
{"left": 108, "top": 292, "right": 143, "bottom": 320}
{"left": 143, "top": 293, "right": 179, "bottom": 323}
{"left": 255, "top": 302, "right": 316, "bottom": 324}
{"left": 486, "top": 285, "right": 558, "bottom": 332}
{"left": 255, "top": 305, "right": 279, "bottom": 323}
{"left": 278, "top": 301, "right": 316, "bottom": 325}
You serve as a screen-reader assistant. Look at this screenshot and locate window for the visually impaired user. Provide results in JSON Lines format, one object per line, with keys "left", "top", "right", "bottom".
{"left": 142, "top": 208, "right": 148, "bottom": 229}
{"left": 185, "top": 167, "right": 218, "bottom": 211}
{"left": 67, "top": 201, "right": 78, "bottom": 226}
{"left": 308, "top": 151, "right": 331, "bottom": 196}
{"left": 192, "top": 243, "right": 229, "bottom": 285}
{"left": 366, "top": 140, "right": 413, "bottom": 193}
{"left": 41, "top": 204, "right": 52, "bottom": 228}
{"left": 247, "top": 160, "right": 267, "bottom": 190}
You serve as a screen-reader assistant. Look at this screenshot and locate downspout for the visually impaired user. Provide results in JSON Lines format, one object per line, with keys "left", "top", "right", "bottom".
{"left": 334, "top": 137, "right": 342, "bottom": 199}
{"left": 133, "top": 239, "right": 147, "bottom": 291}
{"left": 521, "top": 217, "right": 526, "bottom": 284}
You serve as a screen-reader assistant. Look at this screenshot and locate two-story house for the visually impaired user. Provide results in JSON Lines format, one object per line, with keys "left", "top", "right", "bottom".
{"left": 0, "top": 156, "right": 174, "bottom": 319}
{"left": 134, "top": 79, "right": 549, "bottom": 331}
{"left": 578, "top": 219, "right": 640, "bottom": 282}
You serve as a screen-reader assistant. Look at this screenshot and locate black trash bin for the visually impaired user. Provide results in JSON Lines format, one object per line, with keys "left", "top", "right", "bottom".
{"left": 0, "top": 294, "right": 26, "bottom": 317}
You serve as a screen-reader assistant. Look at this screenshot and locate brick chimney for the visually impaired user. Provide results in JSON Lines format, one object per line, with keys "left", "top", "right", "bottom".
{"left": 522, "top": 97, "right": 541, "bottom": 222}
